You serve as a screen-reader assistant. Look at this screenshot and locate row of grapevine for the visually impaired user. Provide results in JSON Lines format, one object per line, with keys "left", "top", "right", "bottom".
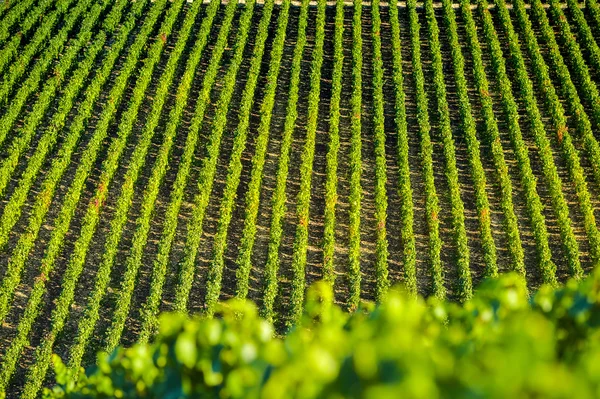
{"left": 474, "top": 0, "right": 556, "bottom": 283}
{"left": 459, "top": 0, "right": 525, "bottom": 275}
{"left": 196, "top": 0, "right": 269, "bottom": 315}
{"left": 440, "top": 0, "right": 498, "bottom": 279}
{"left": 528, "top": 0, "right": 600, "bottom": 190}
{"left": 548, "top": 0, "right": 600, "bottom": 129}
{"left": 0, "top": 0, "right": 91, "bottom": 146}
{"left": 494, "top": 0, "right": 581, "bottom": 279}
{"left": 262, "top": 0, "right": 310, "bottom": 322}
{"left": 347, "top": 0, "right": 363, "bottom": 309}
{"left": 588, "top": 0, "right": 600, "bottom": 31}
{"left": 129, "top": 0, "right": 239, "bottom": 343}
{"left": 0, "top": 0, "right": 57, "bottom": 74}
{"left": 288, "top": 0, "right": 326, "bottom": 324}
{"left": 0, "top": 0, "right": 37, "bottom": 43}
{"left": 0, "top": 0, "right": 8, "bottom": 21}
{"left": 17, "top": 0, "right": 184, "bottom": 396}
{"left": 0, "top": 0, "right": 168, "bottom": 394}
{"left": 64, "top": 0, "right": 186, "bottom": 357}
{"left": 370, "top": 0, "right": 390, "bottom": 301}
{"left": 234, "top": 0, "right": 291, "bottom": 300}
{"left": 0, "top": 0, "right": 123, "bottom": 202}
{"left": 119, "top": 0, "right": 225, "bottom": 347}
{"left": 566, "top": 0, "right": 600, "bottom": 74}
{"left": 322, "top": 0, "right": 344, "bottom": 289}
{"left": 102, "top": 0, "right": 242, "bottom": 350}
{"left": 69, "top": 0, "right": 216, "bottom": 372}
{"left": 207, "top": 0, "right": 276, "bottom": 316}
{"left": 0, "top": 0, "right": 139, "bottom": 326}
{"left": 388, "top": 0, "right": 417, "bottom": 295}
{"left": 512, "top": 0, "right": 599, "bottom": 273}
{"left": 171, "top": 0, "right": 257, "bottom": 316}
{"left": 0, "top": 0, "right": 84, "bottom": 107}
{"left": 0, "top": 0, "right": 131, "bottom": 249}
{"left": 5, "top": 6, "right": 600, "bottom": 396}
{"left": 0, "top": 0, "right": 150, "bottom": 328}
{"left": 408, "top": 0, "right": 445, "bottom": 299}
{"left": 425, "top": 0, "right": 472, "bottom": 301}
{"left": 235, "top": 1, "right": 291, "bottom": 300}
{"left": 0, "top": 2, "right": 155, "bottom": 390}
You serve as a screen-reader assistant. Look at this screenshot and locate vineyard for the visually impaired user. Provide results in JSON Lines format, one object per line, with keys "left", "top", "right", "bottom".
{"left": 0, "top": 0, "right": 600, "bottom": 396}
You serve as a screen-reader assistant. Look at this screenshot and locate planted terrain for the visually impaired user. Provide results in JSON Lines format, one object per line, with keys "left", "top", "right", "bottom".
{"left": 0, "top": 0, "right": 600, "bottom": 396}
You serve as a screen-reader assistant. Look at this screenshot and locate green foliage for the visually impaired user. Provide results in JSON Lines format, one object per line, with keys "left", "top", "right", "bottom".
{"left": 347, "top": 0, "right": 363, "bottom": 309}
{"left": 175, "top": 0, "right": 257, "bottom": 315}
{"left": 371, "top": 0, "right": 390, "bottom": 301}
{"left": 425, "top": 0, "right": 472, "bottom": 301}
{"left": 388, "top": 0, "right": 417, "bottom": 296}
{"left": 235, "top": 0, "right": 291, "bottom": 299}
{"left": 262, "top": 0, "right": 310, "bottom": 322}
{"left": 529, "top": 0, "right": 600, "bottom": 190}
{"left": 441, "top": 0, "right": 497, "bottom": 278}
{"left": 146, "top": 0, "right": 239, "bottom": 323}
{"left": 47, "top": 270, "right": 600, "bottom": 399}
{"left": 0, "top": 0, "right": 57, "bottom": 75}
{"left": 475, "top": 0, "right": 555, "bottom": 282}
{"left": 20, "top": 0, "right": 184, "bottom": 396}
{"left": 565, "top": 0, "right": 600, "bottom": 80}
{"left": 6, "top": 1, "right": 600, "bottom": 397}
{"left": 0, "top": 0, "right": 115, "bottom": 323}
{"left": 408, "top": 0, "right": 445, "bottom": 299}
{"left": 0, "top": 0, "right": 115, "bottom": 200}
{"left": 0, "top": 0, "right": 147, "bottom": 290}
{"left": 548, "top": 0, "right": 600, "bottom": 137}
{"left": 135, "top": 0, "right": 227, "bottom": 343}
{"left": 208, "top": 0, "right": 274, "bottom": 315}
{"left": 0, "top": 0, "right": 152, "bottom": 391}
{"left": 0, "top": 0, "right": 177, "bottom": 396}
{"left": 106, "top": 0, "right": 239, "bottom": 352}
{"left": 511, "top": 0, "right": 599, "bottom": 273}
{"left": 70, "top": 0, "right": 215, "bottom": 375}
{"left": 588, "top": 0, "right": 600, "bottom": 32}
{"left": 322, "top": 0, "right": 344, "bottom": 288}
{"left": 0, "top": 0, "right": 38, "bottom": 44}
{"left": 0, "top": 0, "right": 85, "bottom": 113}
{"left": 289, "top": 0, "right": 326, "bottom": 324}
{"left": 459, "top": 0, "right": 525, "bottom": 276}
{"left": 493, "top": 0, "right": 580, "bottom": 279}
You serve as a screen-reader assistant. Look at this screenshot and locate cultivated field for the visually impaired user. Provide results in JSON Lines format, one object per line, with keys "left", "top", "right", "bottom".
{"left": 0, "top": 0, "right": 600, "bottom": 396}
